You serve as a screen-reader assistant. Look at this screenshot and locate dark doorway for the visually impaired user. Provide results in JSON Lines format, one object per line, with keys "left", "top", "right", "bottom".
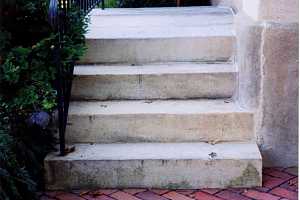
{"left": 118, "top": 0, "right": 211, "bottom": 8}
{"left": 179, "top": 0, "right": 211, "bottom": 6}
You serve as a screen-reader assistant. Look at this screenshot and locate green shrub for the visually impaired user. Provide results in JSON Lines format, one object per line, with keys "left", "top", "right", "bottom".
{"left": 0, "top": 0, "right": 88, "bottom": 199}
{"left": 105, "top": 0, "right": 119, "bottom": 8}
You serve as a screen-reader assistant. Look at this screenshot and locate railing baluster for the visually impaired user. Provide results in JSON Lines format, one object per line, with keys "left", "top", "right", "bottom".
{"left": 102, "top": 0, "right": 105, "bottom": 10}
{"left": 49, "top": 0, "right": 105, "bottom": 156}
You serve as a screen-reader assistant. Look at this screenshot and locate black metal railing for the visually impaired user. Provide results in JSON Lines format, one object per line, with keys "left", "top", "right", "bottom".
{"left": 48, "top": 0, "right": 104, "bottom": 156}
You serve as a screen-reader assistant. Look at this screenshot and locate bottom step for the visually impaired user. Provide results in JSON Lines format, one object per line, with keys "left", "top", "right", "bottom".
{"left": 45, "top": 142, "right": 262, "bottom": 190}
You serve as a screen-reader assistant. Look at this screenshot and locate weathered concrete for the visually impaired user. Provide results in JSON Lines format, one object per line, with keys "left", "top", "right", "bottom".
{"left": 88, "top": 7, "right": 234, "bottom": 37}
{"left": 44, "top": 6, "right": 266, "bottom": 189}
{"left": 80, "top": 7, "right": 235, "bottom": 64}
{"left": 82, "top": 37, "right": 235, "bottom": 64}
{"left": 66, "top": 100, "right": 254, "bottom": 143}
{"left": 235, "top": 1, "right": 299, "bottom": 167}
{"left": 45, "top": 142, "right": 262, "bottom": 189}
{"left": 213, "top": 0, "right": 299, "bottom": 23}
{"left": 72, "top": 63, "right": 237, "bottom": 100}
{"left": 257, "top": 22, "right": 299, "bottom": 167}
{"left": 235, "top": 13, "right": 262, "bottom": 110}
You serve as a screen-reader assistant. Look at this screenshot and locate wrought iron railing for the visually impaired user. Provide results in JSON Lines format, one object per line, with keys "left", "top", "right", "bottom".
{"left": 48, "top": 0, "right": 104, "bottom": 156}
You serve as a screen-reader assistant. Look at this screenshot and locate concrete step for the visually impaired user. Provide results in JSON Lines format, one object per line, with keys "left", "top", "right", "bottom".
{"left": 45, "top": 142, "right": 262, "bottom": 189}
{"left": 72, "top": 62, "right": 237, "bottom": 100}
{"left": 65, "top": 100, "right": 253, "bottom": 143}
{"left": 80, "top": 7, "right": 235, "bottom": 64}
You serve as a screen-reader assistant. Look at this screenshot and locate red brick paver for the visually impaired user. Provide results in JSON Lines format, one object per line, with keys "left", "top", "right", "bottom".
{"left": 243, "top": 190, "right": 281, "bottom": 200}
{"left": 56, "top": 192, "right": 85, "bottom": 200}
{"left": 163, "top": 191, "right": 195, "bottom": 200}
{"left": 94, "top": 189, "right": 118, "bottom": 195}
{"left": 111, "top": 191, "right": 141, "bottom": 200}
{"left": 263, "top": 174, "right": 287, "bottom": 189}
{"left": 216, "top": 190, "right": 252, "bottom": 200}
{"left": 193, "top": 191, "right": 223, "bottom": 200}
{"left": 151, "top": 189, "right": 170, "bottom": 195}
{"left": 83, "top": 195, "right": 116, "bottom": 200}
{"left": 175, "top": 189, "right": 196, "bottom": 196}
{"left": 40, "top": 168, "right": 298, "bottom": 200}
{"left": 123, "top": 189, "right": 147, "bottom": 195}
{"left": 264, "top": 168, "right": 294, "bottom": 181}
{"left": 136, "top": 191, "right": 170, "bottom": 200}
{"left": 270, "top": 187, "right": 298, "bottom": 200}
{"left": 200, "top": 188, "right": 222, "bottom": 195}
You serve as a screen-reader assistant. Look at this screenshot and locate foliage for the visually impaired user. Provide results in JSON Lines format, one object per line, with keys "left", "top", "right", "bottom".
{"left": 0, "top": 107, "right": 54, "bottom": 200}
{"left": 0, "top": 0, "right": 88, "bottom": 199}
{"left": 0, "top": 131, "right": 37, "bottom": 200}
{"left": 104, "top": 0, "right": 119, "bottom": 8}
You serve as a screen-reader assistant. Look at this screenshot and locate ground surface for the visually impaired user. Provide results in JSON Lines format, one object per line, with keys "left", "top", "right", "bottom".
{"left": 40, "top": 167, "right": 298, "bottom": 200}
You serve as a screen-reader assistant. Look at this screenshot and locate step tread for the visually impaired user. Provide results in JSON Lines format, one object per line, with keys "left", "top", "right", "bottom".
{"left": 90, "top": 6, "right": 233, "bottom": 16}
{"left": 69, "top": 100, "right": 250, "bottom": 115}
{"left": 87, "top": 7, "right": 234, "bottom": 39}
{"left": 74, "top": 63, "right": 237, "bottom": 76}
{"left": 45, "top": 142, "right": 261, "bottom": 161}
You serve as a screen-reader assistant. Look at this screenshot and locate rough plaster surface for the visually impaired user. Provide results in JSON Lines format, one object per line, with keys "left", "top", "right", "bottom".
{"left": 236, "top": 10, "right": 299, "bottom": 167}
{"left": 240, "top": 0, "right": 299, "bottom": 22}
{"left": 258, "top": 22, "right": 299, "bottom": 167}
{"left": 45, "top": 142, "right": 262, "bottom": 189}
{"left": 258, "top": 0, "right": 299, "bottom": 23}
{"left": 215, "top": 0, "right": 298, "bottom": 22}
{"left": 235, "top": 13, "right": 262, "bottom": 110}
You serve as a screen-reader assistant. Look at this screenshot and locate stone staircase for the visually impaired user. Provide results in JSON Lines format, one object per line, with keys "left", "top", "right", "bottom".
{"left": 45, "top": 6, "right": 262, "bottom": 190}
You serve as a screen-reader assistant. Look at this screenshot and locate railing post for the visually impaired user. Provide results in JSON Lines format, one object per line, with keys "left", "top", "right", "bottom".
{"left": 49, "top": 0, "right": 106, "bottom": 156}
{"left": 58, "top": 6, "right": 66, "bottom": 156}
{"left": 102, "top": 0, "right": 105, "bottom": 10}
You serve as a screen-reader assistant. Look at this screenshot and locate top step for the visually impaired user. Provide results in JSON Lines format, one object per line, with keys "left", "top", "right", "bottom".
{"left": 80, "top": 7, "right": 235, "bottom": 64}
{"left": 87, "top": 7, "right": 234, "bottom": 39}
{"left": 89, "top": 6, "right": 233, "bottom": 16}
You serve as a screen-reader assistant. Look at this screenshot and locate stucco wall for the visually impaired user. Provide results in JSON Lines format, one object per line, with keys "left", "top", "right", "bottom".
{"left": 245, "top": 0, "right": 299, "bottom": 22}
{"left": 259, "top": 22, "right": 298, "bottom": 167}
{"left": 213, "top": 0, "right": 299, "bottom": 167}
{"left": 236, "top": 0, "right": 298, "bottom": 167}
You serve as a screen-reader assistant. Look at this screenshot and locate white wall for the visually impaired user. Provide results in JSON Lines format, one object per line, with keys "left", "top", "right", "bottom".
{"left": 242, "top": 0, "right": 299, "bottom": 22}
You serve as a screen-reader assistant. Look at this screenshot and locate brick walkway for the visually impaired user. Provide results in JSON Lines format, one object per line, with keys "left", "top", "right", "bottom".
{"left": 40, "top": 167, "right": 298, "bottom": 200}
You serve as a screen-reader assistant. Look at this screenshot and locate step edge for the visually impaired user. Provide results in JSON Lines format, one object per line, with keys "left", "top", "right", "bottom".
{"left": 85, "top": 34, "right": 235, "bottom": 40}
{"left": 73, "top": 64, "right": 238, "bottom": 76}
{"left": 45, "top": 142, "right": 262, "bottom": 161}
{"left": 67, "top": 100, "right": 254, "bottom": 115}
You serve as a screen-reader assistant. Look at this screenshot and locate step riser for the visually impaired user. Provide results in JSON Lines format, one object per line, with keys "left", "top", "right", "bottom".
{"left": 80, "top": 37, "right": 235, "bottom": 64}
{"left": 45, "top": 159, "right": 262, "bottom": 190}
{"left": 66, "top": 113, "right": 253, "bottom": 143}
{"left": 71, "top": 72, "right": 237, "bottom": 100}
